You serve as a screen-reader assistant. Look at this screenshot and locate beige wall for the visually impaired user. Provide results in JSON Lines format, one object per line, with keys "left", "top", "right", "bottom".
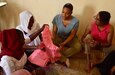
{"left": 0, "top": 0, "right": 115, "bottom": 41}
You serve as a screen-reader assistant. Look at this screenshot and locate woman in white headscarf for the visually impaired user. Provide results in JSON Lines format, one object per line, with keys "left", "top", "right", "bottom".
{"left": 16, "top": 10, "right": 45, "bottom": 56}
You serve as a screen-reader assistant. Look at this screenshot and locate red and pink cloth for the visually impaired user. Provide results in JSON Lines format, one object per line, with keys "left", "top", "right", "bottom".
{"left": 28, "top": 25, "right": 61, "bottom": 67}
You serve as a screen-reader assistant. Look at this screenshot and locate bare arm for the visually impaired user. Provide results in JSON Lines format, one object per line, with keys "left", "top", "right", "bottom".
{"left": 23, "top": 45, "right": 37, "bottom": 51}
{"left": 29, "top": 25, "right": 45, "bottom": 41}
{"left": 101, "top": 25, "right": 114, "bottom": 47}
{"left": 81, "top": 25, "right": 92, "bottom": 43}
{"left": 59, "top": 29, "right": 77, "bottom": 47}
{"left": 24, "top": 24, "right": 46, "bottom": 50}
{"left": 52, "top": 25, "right": 57, "bottom": 40}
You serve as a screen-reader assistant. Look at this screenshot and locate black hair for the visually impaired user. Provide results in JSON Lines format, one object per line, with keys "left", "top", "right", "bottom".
{"left": 99, "top": 11, "right": 111, "bottom": 24}
{"left": 63, "top": 3, "right": 73, "bottom": 12}
{"left": 16, "top": 29, "right": 23, "bottom": 36}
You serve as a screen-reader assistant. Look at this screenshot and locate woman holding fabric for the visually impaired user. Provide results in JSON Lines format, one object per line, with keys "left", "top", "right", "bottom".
{"left": 16, "top": 10, "right": 45, "bottom": 56}
{"left": 52, "top": 3, "right": 82, "bottom": 67}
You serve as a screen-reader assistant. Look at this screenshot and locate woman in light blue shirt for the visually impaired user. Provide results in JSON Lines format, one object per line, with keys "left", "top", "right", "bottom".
{"left": 52, "top": 3, "right": 81, "bottom": 67}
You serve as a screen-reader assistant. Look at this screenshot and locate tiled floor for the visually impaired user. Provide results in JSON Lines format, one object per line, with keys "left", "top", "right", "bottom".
{"left": 49, "top": 49, "right": 103, "bottom": 75}
{"left": 69, "top": 50, "right": 101, "bottom": 75}
{"left": 68, "top": 44, "right": 115, "bottom": 75}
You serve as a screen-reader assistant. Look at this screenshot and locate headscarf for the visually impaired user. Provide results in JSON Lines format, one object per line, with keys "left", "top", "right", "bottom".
{"left": 0, "top": 29, "right": 25, "bottom": 60}
{"left": 16, "top": 10, "right": 41, "bottom": 46}
{"left": 17, "top": 10, "right": 40, "bottom": 35}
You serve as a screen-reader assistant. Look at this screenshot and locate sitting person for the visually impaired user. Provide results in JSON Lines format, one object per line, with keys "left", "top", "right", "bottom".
{"left": 16, "top": 10, "right": 47, "bottom": 75}
{"left": 16, "top": 10, "right": 45, "bottom": 56}
{"left": 81, "top": 11, "right": 114, "bottom": 70}
{"left": 95, "top": 50, "right": 115, "bottom": 75}
{"left": 52, "top": 3, "right": 82, "bottom": 67}
{"left": 81, "top": 11, "right": 114, "bottom": 49}
{"left": 0, "top": 29, "right": 27, "bottom": 75}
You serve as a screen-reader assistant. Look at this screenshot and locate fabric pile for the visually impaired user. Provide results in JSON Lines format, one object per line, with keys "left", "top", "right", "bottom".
{"left": 28, "top": 25, "right": 61, "bottom": 67}
{"left": 42, "top": 25, "right": 61, "bottom": 63}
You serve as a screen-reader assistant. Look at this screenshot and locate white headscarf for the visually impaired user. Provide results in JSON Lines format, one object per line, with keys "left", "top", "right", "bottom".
{"left": 16, "top": 10, "right": 40, "bottom": 45}
{"left": 17, "top": 10, "right": 40, "bottom": 35}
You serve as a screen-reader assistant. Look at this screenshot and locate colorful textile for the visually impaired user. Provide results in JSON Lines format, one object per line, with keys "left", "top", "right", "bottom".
{"left": 42, "top": 26, "right": 61, "bottom": 63}
{"left": 28, "top": 49, "right": 50, "bottom": 67}
{"left": 28, "top": 26, "right": 61, "bottom": 67}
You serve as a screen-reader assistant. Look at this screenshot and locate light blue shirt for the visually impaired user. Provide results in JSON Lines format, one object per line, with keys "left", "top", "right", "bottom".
{"left": 52, "top": 14, "right": 79, "bottom": 39}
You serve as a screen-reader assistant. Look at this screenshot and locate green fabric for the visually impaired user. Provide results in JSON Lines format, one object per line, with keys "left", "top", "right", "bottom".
{"left": 53, "top": 35, "right": 82, "bottom": 62}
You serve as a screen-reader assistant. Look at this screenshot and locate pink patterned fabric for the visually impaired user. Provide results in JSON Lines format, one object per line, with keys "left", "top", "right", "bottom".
{"left": 28, "top": 25, "right": 61, "bottom": 67}
{"left": 91, "top": 22, "right": 110, "bottom": 43}
{"left": 42, "top": 26, "right": 61, "bottom": 63}
{"left": 28, "top": 49, "right": 50, "bottom": 67}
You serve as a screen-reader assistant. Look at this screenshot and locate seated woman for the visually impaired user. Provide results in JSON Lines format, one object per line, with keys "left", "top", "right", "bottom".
{"left": 0, "top": 29, "right": 27, "bottom": 75}
{"left": 52, "top": 3, "right": 82, "bottom": 67}
{"left": 82, "top": 11, "right": 114, "bottom": 49}
{"left": 95, "top": 50, "right": 115, "bottom": 75}
{"left": 81, "top": 11, "right": 114, "bottom": 70}
{"left": 16, "top": 10, "right": 45, "bottom": 56}
{"left": 16, "top": 10, "right": 47, "bottom": 75}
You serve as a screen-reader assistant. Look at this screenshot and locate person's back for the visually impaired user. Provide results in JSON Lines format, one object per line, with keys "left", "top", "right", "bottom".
{"left": 0, "top": 29, "right": 27, "bottom": 75}
{"left": 0, "top": 29, "right": 25, "bottom": 60}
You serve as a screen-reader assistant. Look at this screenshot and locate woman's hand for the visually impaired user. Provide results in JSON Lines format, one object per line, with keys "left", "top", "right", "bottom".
{"left": 89, "top": 40, "right": 97, "bottom": 47}
{"left": 59, "top": 42, "right": 66, "bottom": 47}
{"left": 58, "top": 42, "right": 66, "bottom": 50}
{"left": 41, "top": 24, "right": 49, "bottom": 30}
{"left": 84, "top": 38, "right": 97, "bottom": 48}
{"left": 51, "top": 34, "right": 55, "bottom": 40}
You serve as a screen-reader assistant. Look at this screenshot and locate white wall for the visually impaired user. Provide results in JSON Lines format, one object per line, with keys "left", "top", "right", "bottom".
{"left": 0, "top": 0, "right": 115, "bottom": 41}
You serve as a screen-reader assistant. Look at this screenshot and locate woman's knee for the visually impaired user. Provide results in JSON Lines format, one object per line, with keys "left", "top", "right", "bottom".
{"left": 74, "top": 42, "right": 82, "bottom": 52}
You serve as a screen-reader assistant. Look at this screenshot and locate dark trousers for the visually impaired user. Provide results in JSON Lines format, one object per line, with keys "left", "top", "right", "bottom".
{"left": 98, "top": 50, "right": 115, "bottom": 75}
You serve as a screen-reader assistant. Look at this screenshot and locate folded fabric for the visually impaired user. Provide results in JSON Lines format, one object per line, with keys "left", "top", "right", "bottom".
{"left": 28, "top": 25, "right": 61, "bottom": 67}
{"left": 42, "top": 26, "right": 61, "bottom": 63}
{"left": 28, "top": 49, "right": 50, "bottom": 67}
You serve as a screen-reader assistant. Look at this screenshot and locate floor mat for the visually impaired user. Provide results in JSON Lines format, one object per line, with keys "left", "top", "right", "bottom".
{"left": 46, "top": 63, "right": 84, "bottom": 75}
